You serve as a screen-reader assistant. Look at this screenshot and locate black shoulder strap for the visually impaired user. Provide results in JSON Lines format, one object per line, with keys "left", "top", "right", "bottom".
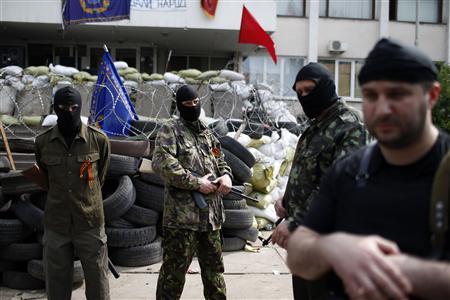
{"left": 355, "top": 143, "right": 376, "bottom": 188}
{"left": 430, "top": 150, "right": 450, "bottom": 259}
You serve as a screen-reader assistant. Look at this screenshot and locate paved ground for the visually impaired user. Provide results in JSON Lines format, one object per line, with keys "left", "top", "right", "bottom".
{"left": 0, "top": 233, "right": 293, "bottom": 300}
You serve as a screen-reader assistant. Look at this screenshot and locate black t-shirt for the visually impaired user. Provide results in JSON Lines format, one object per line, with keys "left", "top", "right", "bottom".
{"left": 304, "top": 132, "right": 450, "bottom": 299}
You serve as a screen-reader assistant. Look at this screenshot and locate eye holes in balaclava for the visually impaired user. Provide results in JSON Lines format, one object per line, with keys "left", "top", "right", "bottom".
{"left": 53, "top": 86, "right": 82, "bottom": 139}
{"left": 292, "top": 63, "right": 338, "bottom": 119}
{"left": 176, "top": 85, "right": 201, "bottom": 122}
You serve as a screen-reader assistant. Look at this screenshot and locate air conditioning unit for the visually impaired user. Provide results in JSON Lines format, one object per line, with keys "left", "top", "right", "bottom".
{"left": 328, "top": 40, "right": 348, "bottom": 53}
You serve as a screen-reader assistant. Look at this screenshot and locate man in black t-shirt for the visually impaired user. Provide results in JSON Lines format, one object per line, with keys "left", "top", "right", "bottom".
{"left": 286, "top": 38, "right": 450, "bottom": 300}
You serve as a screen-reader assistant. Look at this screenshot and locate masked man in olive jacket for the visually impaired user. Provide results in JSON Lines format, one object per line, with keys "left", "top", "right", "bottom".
{"left": 35, "top": 86, "right": 110, "bottom": 300}
{"left": 152, "top": 85, "right": 232, "bottom": 300}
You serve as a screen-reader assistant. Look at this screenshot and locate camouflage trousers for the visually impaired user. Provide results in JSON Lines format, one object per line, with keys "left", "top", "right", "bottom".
{"left": 156, "top": 227, "right": 226, "bottom": 300}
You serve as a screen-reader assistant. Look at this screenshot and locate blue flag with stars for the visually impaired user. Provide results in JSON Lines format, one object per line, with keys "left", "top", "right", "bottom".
{"left": 89, "top": 49, "right": 138, "bottom": 136}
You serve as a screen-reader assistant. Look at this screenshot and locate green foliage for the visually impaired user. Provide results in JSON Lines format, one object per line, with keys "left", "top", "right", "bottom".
{"left": 433, "top": 63, "right": 450, "bottom": 133}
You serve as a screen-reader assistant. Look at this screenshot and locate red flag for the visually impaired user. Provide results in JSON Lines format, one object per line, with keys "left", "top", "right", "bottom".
{"left": 239, "top": 6, "right": 277, "bottom": 64}
{"left": 201, "top": 0, "right": 218, "bottom": 18}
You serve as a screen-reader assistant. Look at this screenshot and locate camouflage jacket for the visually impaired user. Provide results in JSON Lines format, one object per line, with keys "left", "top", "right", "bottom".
{"left": 152, "top": 118, "right": 232, "bottom": 231}
{"left": 283, "top": 100, "right": 368, "bottom": 223}
{"left": 35, "top": 123, "right": 110, "bottom": 235}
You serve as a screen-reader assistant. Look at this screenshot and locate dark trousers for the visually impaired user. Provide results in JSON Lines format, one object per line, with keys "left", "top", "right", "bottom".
{"left": 293, "top": 275, "right": 327, "bottom": 300}
{"left": 43, "top": 226, "right": 110, "bottom": 300}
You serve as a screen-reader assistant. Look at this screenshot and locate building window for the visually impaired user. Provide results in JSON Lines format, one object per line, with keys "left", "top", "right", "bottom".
{"left": 390, "top": 0, "right": 443, "bottom": 23}
{"left": 242, "top": 56, "right": 305, "bottom": 97}
{"left": 320, "top": 0, "right": 374, "bottom": 20}
{"left": 166, "top": 55, "right": 230, "bottom": 72}
{"left": 277, "top": 0, "right": 304, "bottom": 17}
{"left": 318, "top": 59, "right": 364, "bottom": 99}
{"left": 140, "top": 47, "right": 155, "bottom": 74}
{"left": 116, "top": 48, "right": 137, "bottom": 68}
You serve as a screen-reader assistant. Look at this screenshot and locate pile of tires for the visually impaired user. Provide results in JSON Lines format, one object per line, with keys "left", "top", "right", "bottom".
{"left": 104, "top": 154, "right": 163, "bottom": 267}
{"left": 0, "top": 172, "right": 77, "bottom": 290}
{"left": 218, "top": 136, "right": 258, "bottom": 252}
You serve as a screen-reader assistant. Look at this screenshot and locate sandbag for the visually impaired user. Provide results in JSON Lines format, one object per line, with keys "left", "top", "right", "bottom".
{"left": 142, "top": 73, "right": 151, "bottom": 81}
{"left": 178, "top": 69, "right": 202, "bottom": 78}
{"left": 0, "top": 115, "right": 20, "bottom": 125}
{"left": 21, "top": 75, "right": 35, "bottom": 85}
{"left": 163, "top": 72, "right": 185, "bottom": 84}
{"left": 198, "top": 70, "right": 219, "bottom": 81}
{"left": 1, "top": 66, "right": 23, "bottom": 76}
{"left": 250, "top": 163, "right": 276, "bottom": 193}
{"left": 118, "top": 67, "right": 138, "bottom": 76}
{"left": 149, "top": 73, "right": 164, "bottom": 81}
{"left": 0, "top": 86, "right": 16, "bottom": 115}
{"left": 114, "top": 61, "right": 129, "bottom": 70}
{"left": 49, "top": 64, "right": 79, "bottom": 77}
{"left": 219, "top": 69, "right": 245, "bottom": 81}
{"left": 73, "top": 71, "right": 92, "bottom": 83}
{"left": 210, "top": 76, "right": 228, "bottom": 84}
{"left": 246, "top": 192, "right": 273, "bottom": 209}
{"left": 209, "top": 82, "right": 230, "bottom": 92}
{"left": 24, "top": 66, "right": 49, "bottom": 76}
{"left": 32, "top": 75, "right": 50, "bottom": 88}
{"left": 125, "top": 73, "right": 142, "bottom": 83}
{"left": 21, "top": 116, "right": 42, "bottom": 126}
{"left": 185, "top": 77, "right": 201, "bottom": 85}
{"left": 249, "top": 204, "right": 277, "bottom": 223}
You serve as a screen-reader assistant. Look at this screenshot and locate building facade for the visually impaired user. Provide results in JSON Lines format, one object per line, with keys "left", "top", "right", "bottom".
{"left": 1, "top": 0, "right": 449, "bottom": 104}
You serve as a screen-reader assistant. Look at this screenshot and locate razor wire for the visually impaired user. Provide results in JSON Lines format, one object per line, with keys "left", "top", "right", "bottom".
{"left": 0, "top": 79, "right": 306, "bottom": 141}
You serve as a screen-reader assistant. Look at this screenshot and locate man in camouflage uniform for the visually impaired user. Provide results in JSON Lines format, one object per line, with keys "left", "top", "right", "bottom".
{"left": 35, "top": 86, "right": 110, "bottom": 300}
{"left": 152, "top": 85, "right": 232, "bottom": 300}
{"left": 271, "top": 63, "right": 368, "bottom": 300}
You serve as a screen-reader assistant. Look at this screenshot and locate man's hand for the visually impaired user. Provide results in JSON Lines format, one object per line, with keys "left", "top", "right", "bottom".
{"left": 318, "top": 233, "right": 412, "bottom": 300}
{"left": 212, "top": 174, "right": 232, "bottom": 195}
{"left": 198, "top": 173, "right": 217, "bottom": 194}
{"left": 271, "top": 221, "right": 291, "bottom": 249}
{"left": 275, "top": 198, "right": 286, "bottom": 218}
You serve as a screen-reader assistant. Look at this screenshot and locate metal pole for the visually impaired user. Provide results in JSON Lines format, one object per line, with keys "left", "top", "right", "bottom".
{"left": 415, "top": 0, "right": 419, "bottom": 46}
{"left": 103, "top": 44, "right": 109, "bottom": 53}
{"left": 0, "top": 119, "right": 16, "bottom": 170}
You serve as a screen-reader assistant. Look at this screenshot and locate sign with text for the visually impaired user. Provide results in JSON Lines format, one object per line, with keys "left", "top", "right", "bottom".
{"left": 131, "top": 0, "right": 187, "bottom": 11}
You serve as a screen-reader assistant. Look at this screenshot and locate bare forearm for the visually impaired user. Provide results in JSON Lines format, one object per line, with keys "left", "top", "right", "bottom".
{"left": 286, "top": 226, "right": 331, "bottom": 280}
{"left": 396, "top": 255, "right": 450, "bottom": 300}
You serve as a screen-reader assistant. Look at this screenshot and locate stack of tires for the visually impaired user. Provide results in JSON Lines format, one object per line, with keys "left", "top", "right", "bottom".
{"left": 104, "top": 154, "right": 163, "bottom": 267}
{"left": 218, "top": 136, "right": 258, "bottom": 252}
{"left": 0, "top": 171, "right": 80, "bottom": 290}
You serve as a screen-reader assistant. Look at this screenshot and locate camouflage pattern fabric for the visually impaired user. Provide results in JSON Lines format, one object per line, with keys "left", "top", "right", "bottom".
{"left": 152, "top": 118, "right": 232, "bottom": 231}
{"left": 284, "top": 100, "right": 368, "bottom": 223}
{"left": 156, "top": 227, "right": 226, "bottom": 300}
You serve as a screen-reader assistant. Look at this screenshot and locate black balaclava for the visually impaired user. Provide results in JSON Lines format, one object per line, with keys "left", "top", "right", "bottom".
{"left": 53, "top": 86, "right": 82, "bottom": 146}
{"left": 176, "top": 85, "right": 201, "bottom": 122}
{"left": 358, "top": 38, "right": 438, "bottom": 85}
{"left": 292, "top": 63, "right": 338, "bottom": 119}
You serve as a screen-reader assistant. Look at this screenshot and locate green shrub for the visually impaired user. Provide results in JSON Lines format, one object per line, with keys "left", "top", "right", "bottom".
{"left": 433, "top": 63, "right": 450, "bottom": 133}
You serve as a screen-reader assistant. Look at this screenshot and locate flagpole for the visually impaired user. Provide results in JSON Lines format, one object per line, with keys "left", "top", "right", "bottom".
{"left": 103, "top": 44, "right": 109, "bottom": 53}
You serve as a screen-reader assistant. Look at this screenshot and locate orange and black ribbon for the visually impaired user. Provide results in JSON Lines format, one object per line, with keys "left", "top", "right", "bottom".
{"left": 80, "top": 160, "right": 94, "bottom": 188}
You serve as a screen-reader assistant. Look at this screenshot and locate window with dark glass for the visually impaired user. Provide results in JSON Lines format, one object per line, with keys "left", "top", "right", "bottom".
{"left": 390, "top": 0, "right": 443, "bottom": 23}
{"left": 116, "top": 48, "right": 137, "bottom": 68}
{"left": 320, "top": 0, "right": 374, "bottom": 19}
{"left": 140, "top": 47, "right": 154, "bottom": 74}
{"left": 277, "top": 0, "right": 304, "bottom": 17}
{"left": 28, "top": 44, "right": 53, "bottom": 66}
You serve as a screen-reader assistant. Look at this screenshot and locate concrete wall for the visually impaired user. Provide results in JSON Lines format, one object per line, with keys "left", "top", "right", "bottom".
{"left": 272, "top": 17, "right": 447, "bottom": 61}
{"left": 0, "top": 0, "right": 276, "bottom": 31}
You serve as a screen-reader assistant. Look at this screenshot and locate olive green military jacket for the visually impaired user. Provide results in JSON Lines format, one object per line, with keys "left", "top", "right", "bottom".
{"left": 152, "top": 118, "right": 232, "bottom": 231}
{"left": 284, "top": 100, "right": 368, "bottom": 224}
{"left": 35, "top": 123, "right": 110, "bottom": 235}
